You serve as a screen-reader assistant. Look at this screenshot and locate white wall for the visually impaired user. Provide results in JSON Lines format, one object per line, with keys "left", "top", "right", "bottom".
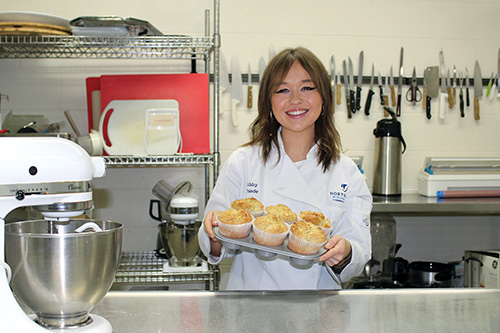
{"left": 2, "top": 0, "right": 500, "bottom": 266}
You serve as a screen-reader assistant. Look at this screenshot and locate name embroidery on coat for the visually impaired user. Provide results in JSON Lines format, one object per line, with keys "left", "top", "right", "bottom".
{"left": 246, "top": 182, "right": 259, "bottom": 194}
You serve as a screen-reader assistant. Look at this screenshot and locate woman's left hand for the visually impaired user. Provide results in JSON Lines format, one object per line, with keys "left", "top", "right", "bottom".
{"left": 319, "top": 235, "right": 352, "bottom": 267}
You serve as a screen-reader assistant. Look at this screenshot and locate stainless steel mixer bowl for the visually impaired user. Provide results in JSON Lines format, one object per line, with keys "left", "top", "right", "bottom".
{"left": 5, "top": 219, "right": 123, "bottom": 329}
{"left": 158, "top": 221, "right": 202, "bottom": 266}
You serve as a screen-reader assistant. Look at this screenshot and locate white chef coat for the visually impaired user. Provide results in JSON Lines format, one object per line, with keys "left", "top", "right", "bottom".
{"left": 198, "top": 131, "right": 372, "bottom": 290}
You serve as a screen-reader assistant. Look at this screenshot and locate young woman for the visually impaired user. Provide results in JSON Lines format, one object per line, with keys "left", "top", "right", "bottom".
{"left": 198, "top": 47, "right": 372, "bottom": 289}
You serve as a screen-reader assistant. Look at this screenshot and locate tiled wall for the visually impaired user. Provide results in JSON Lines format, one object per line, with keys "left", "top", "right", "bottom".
{"left": 2, "top": 1, "right": 500, "bottom": 263}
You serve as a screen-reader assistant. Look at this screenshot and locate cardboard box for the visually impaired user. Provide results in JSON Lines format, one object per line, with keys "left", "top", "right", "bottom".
{"left": 464, "top": 250, "right": 500, "bottom": 288}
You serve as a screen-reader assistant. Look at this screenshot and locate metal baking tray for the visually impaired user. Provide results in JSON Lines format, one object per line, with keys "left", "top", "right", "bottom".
{"left": 214, "top": 227, "right": 326, "bottom": 267}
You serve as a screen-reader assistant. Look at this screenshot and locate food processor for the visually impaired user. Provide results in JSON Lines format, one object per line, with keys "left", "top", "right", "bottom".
{"left": 150, "top": 180, "right": 205, "bottom": 272}
{"left": 0, "top": 137, "right": 123, "bottom": 332}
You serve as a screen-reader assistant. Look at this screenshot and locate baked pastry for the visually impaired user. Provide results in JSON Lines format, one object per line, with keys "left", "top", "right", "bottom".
{"left": 216, "top": 208, "right": 253, "bottom": 238}
{"left": 264, "top": 204, "right": 297, "bottom": 224}
{"left": 299, "top": 210, "right": 332, "bottom": 235}
{"left": 288, "top": 220, "right": 327, "bottom": 255}
{"left": 231, "top": 197, "right": 264, "bottom": 217}
{"left": 252, "top": 213, "right": 289, "bottom": 246}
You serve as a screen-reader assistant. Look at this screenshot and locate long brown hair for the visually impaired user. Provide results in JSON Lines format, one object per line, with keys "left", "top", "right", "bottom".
{"left": 244, "top": 47, "right": 342, "bottom": 172}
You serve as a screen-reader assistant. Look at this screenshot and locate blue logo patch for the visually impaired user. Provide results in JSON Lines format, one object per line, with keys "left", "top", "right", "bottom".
{"left": 341, "top": 184, "right": 348, "bottom": 192}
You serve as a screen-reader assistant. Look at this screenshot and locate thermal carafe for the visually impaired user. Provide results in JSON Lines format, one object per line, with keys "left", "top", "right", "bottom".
{"left": 372, "top": 107, "right": 406, "bottom": 196}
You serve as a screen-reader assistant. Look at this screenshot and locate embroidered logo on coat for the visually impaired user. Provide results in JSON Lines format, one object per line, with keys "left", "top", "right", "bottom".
{"left": 246, "top": 182, "right": 259, "bottom": 194}
{"left": 341, "top": 184, "right": 348, "bottom": 192}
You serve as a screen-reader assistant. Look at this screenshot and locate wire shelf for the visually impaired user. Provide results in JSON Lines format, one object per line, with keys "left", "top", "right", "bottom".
{"left": 104, "top": 154, "right": 214, "bottom": 167}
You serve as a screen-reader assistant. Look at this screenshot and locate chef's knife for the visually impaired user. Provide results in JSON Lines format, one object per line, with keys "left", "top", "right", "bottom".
{"left": 423, "top": 69, "right": 427, "bottom": 111}
{"left": 384, "top": 73, "right": 390, "bottom": 117}
{"left": 459, "top": 71, "right": 465, "bottom": 117}
{"left": 389, "top": 66, "right": 396, "bottom": 107}
{"left": 438, "top": 49, "right": 448, "bottom": 119}
{"left": 247, "top": 64, "right": 253, "bottom": 109}
{"left": 348, "top": 57, "right": 356, "bottom": 114}
{"left": 497, "top": 49, "right": 500, "bottom": 97}
{"left": 465, "top": 68, "right": 470, "bottom": 107}
{"left": 336, "top": 71, "right": 342, "bottom": 105}
{"left": 447, "top": 69, "right": 453, "bottom": 109}
{"left": 356, "top": 51, "right": 364, "bottom": 111}
{"left": 452, "top": 66, "right": 457, "bottom": 105}
{"left": 486, "top": 72, "right": 493, "bottom": 98}
{"left": 330, "top": 55, "right": 336, "bottom": 114}
{"left": 343, "top": 60, "right": 352, "bottom": 119}
{"left": 364, "top": 63, "right": 375, "bottom": 116}
{"left": 396, "top": 47, "right": 404, "bottom": 116}
{"left": 425, "top": 66, "right": 439, "bottom": 120}
{"left": 231, "top": 55, "right": 243, "bottom": 127}
{"left": 219, "top": 52, "right": 230, "bottom": 114}
{"left": 473, "top": 60, "right": 483, "bottom": 120}
{"left": 258, "top": 56, "right": 266, "bottom": 105}
{"left": 378, "top": 71, "right": 384, "bottom": 105}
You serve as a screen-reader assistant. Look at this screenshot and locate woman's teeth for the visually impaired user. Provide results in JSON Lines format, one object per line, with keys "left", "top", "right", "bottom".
{"left": 287, "top": 109, "right": 307, "bottom": 116}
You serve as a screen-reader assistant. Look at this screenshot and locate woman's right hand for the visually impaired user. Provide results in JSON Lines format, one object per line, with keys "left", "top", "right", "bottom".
{"left": 203, "top": 210, "right": 222, "bottom": 256}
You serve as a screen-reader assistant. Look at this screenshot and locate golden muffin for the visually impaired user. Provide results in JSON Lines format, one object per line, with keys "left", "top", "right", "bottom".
{"left": 288, "top": 220, "right": 327, "bottom": 255}
{"left": 265, "top": 204, "right": 297, "bottom": 224}
{"left": 299, "top": 211, "right": 331, "bottom": 228}
{"left": 216, "top": 208, "right": 253, "bottom": 238}
{"left": 252, "top": 213, "right": 289, "bottom": 246}
{"left": 231, "top": 197, "right": 265, "bottom": 216}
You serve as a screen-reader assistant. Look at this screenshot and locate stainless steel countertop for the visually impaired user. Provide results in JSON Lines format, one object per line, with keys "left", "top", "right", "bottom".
{"left": 93, "top": 289, "right": 500, "bottom": 332}
{"left": 372, "top": 193, "right": 500, "bottom": 215}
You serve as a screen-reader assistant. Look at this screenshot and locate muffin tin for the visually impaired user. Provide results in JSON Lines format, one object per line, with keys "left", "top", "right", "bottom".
{"left": 214, "top": 227, "right": 327, "bottom": 267}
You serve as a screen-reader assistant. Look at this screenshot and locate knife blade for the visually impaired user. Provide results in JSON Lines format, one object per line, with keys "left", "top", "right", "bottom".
{"left": 231, "top": 55, "right": 243, "bottom": 127}
{"left": 389, "top": 66, "right": 396, "bottom": 107}
{"left": 486, "top": 72, "right": 493, "bottom": 98}
{"left": 356, "top": 51, "right": 364, "bottom": 111}
{"left": 473, "top": 60, "right": 483, "bottom": 120}
{"left": 364, "top": 63, "right": 375, "bottom": 116}
{"left": 343, "top": 60, "right": 352, "bottom": 119}
{"left": 423, "top": 69, "right": 427, "bottom": 111}
{"left": 425, "top": 66, "right": 439, "bottom": 120}
{"left": 219, "top": 52, "right": 230, "bottom": 114}
{"left": 459, "top": 71, "right": 465, "bottom": 117}
{"left": 378, "top": 71, "right": 384, "bottom": 105}
{"left": 247, "top": 64, "right": 253, "bottom": 109}
{"left": 396, "top": 47, "right": 404, "bottom": 116}
{"left": 465, "top": 68, "right": 470, "bottom": 107}
{"left": 452, "top": 65, "right": 457, "bottom": 105}
{"left": 447, "top": 69, "right": 453, "bottom": 109}
{"left": 330, "top": 55, "right": 336, "bottom": 114}
{"left": 384, "top": 73, "right": 390, "bottom": 116}
{"left": 438, "top": 49, "right": 448, "bottom": 119}
{"left": 348, "top": 57, "right": 356, "bottom": 114}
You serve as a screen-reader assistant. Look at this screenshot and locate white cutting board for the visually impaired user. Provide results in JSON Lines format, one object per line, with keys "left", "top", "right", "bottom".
{"left": 99, "top": 99, "right": 179, "bottom": 155}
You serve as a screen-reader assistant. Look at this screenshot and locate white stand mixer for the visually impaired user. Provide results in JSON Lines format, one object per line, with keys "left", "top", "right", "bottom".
{"left": 0, "top": 137, "right": 113, "bottom": 332}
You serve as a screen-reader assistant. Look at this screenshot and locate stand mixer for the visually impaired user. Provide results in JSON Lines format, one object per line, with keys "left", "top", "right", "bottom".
{"left": 0, "top": 137, "right": 122, "bottom": 332}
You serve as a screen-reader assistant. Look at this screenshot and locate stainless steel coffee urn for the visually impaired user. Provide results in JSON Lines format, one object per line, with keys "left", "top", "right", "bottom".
{"left": 372, "top": 107, "right": 406, "bottom": 196}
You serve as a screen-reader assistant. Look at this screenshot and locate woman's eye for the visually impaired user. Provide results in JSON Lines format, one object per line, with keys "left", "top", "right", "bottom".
{"left": 275, "top": 88, "right": 289, "bottom": 94}
{"left": 302, "top": 86, "right": 316, "bottom": 91}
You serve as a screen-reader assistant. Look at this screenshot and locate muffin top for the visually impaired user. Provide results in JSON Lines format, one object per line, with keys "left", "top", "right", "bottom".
{"left": 253, "top": 213, "right": 288, "bottom": 234}
{"left": 231, "top": 197, "right": 264, "bottom": 213}
{"left": 290, "top": 220, "right": 327, "bottom": 244}
{"left": 299, "top": 211, "right": 331, "bottom": 228}
{"left": 217, "top": 208, "right": 253, "bottom": 225}
{"left": 265, "top": 204, "right": 297, "bottom": 223}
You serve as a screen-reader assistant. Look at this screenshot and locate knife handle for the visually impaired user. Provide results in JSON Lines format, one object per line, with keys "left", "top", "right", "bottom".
{"left": 356, "top": 87, "right": 362, "bottom": 110}
{"left": 364, "top": 89, "right": 374, "bottom": 116}
{"left": 466, "top": 88, "right": 470, "bottom": 107}
{"left": 247, "top": 86, "right": 253, "bottom": 109}
{"left": 379, "top": 87, "right": 384, "bottom": 105}
{"left": 336, "top": 84, "right": 342, "bottom": 104}
{"left": 345, "top": 92, "right": 352, "bottom": 118}
{"left": 452, "top": 87, "right": 457, "bottom": 105}
{"left": 426, "top": 96, "right": 432, "bottom": 119}
{"left": 459, "top": 94, "right": 465, "bottom": 117}
{"left": 447, "top": 87, "right": 453, "bottom": 108}
{"left": 349, "top": 90, "right": 356, "bottom": 114}
{"left": 396, "top": 95, "right": 401, "bottom": 116}
{"left": 383, "top": 96, "right": 389, "bottom": 117}
{"left": 390, "top": 86, "right": 396, "bottom": 106}
{"left": 422, "top": 87, "right": 427, "bottom": 110}
{"left": 474, "top": 96, "right": 480, "bottom": 120}
{"left": 438, "top": 92, "right": 448, "bottom": 119}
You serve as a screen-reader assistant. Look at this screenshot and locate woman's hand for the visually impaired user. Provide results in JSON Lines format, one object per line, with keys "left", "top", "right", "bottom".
{"left": 203, "top": 210, "right": 222, "bottom": 256}
{"left": 319, "top": 235, "right": 352, "bottom": 269}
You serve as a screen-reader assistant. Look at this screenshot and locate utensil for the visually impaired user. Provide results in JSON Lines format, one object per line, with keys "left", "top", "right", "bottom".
{"left": 389, "top": 66, "right": 396, "bottom": 107}
{"left": 231, "top": 55, "right": 243, "bottom": 127}
{"left": 473, "top": 60, "right": 483, "bottom": 120}
{"left": 447, "top": 69, "right": 453, "bottom": 109}
{"left": 425, "top": 66, "right": 439, "bottom": 120}
{"left": 364, "top": 63, "right": 375, "bottom": 115}
{"left": 336, "top": 69, "right": 342, "bottom": 105}
{"left": 384, "top": 73, "right": 391, "bottom": 116}
{"left": 378, "top": 71, "right": 384, "bottom": 105}
{"left": 486, "top": 72, "right": 494, "bottom": 97}
{"left": 343, "top": 60, "right": 352, "bottom": 118}
{"left": 219, "top": 52, "right": 230, "bottom": 114}
{"left": 465, "top": 67, "right": 470, "bottom": 107}
{"left": 405, "top": 67, "right": 422, "bottom": 105}
{"left": 490, "top": 75, "right": 497, "bottom": 100}
{"left": 438, "top": 49, "right": 448, "bottom": 119}
{"left": 497, "top": 49, "right": 500, "bottom": 97}
{"left": 452, "top": 65, "right": 457, "bottom": 105}
{"left": 356, "top": 50, "right": 364, "bottom": 111}
{"left": 258, "top": 56, "right": 266, "bottom": 104}
{"left": 409, "top": 261, "right": 453, "bottom": 288}
{"left": 247, "top": 64, "right": 253, "bottom": 109}
{"left": 348, "top": 57, "right": 356, "bottom": 114}
{"left": 330, "top": 55, "right": 336, "bottom": 113}
{"left": 396, "top": 47, "right": 404, "bottom": 116}
{"left": 459, "top": 71, "right": 465, "bottom": 117}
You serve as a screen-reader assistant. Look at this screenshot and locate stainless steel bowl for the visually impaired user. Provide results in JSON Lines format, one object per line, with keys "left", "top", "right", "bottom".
{"left": 5, "top": 219, "right": 123, "bottom": 329}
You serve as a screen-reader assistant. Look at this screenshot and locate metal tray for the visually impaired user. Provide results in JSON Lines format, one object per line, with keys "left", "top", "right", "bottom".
{"left": 214, "top": 227, "right": 326, "bottom": 267}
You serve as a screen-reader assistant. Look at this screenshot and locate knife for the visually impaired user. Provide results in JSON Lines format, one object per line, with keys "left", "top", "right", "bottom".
{"left": 423, "top": 69, "right": 427, "bottom": 111}
{"left": 452, "top": 66, "right": 457, "bottom": 105}
{"left": 247, "top": 64, "right": 253, "bottom": 109}
{"left": 459, "top": 71, "right": 465, "bottom": 117}
{"left": 384, "top": 73, "right": 390, "bottom": 117}
{"left": 343, "top": 60, "right": 352, "bottom": 119}
{"left": 425, "top": 66, "right": 439, "bottom": 120}
{"left": 389, "top": 66, "right": 396, "bottom": 107}
{"left": 231, "top": 55, "right": 243, "bottom": 127}
{"left": 497, "top": 48, "right": 500, "bottom": 97}
{"left": 491, "top": 75, "right": 497, "bottom": 100}
{"left": 447, "top": 69, "right": 453, "bottom": 109}
{"left": 378, "top": 71, "right": 384, "bottom": 105}
{"left": 396, "top": 47, "right": 404, "bottom": 116}
{"left": 336, "top": 70, "right": 342, "bottom": 105}
{"left": 465, "top": 68, "right": 470, "bottom": 107}
{"left": 364, "top": 63, "right": 375, "bottom": 116}
{"left": 486, "top": 72, "right": 493, "bottom": 98}
{"left": 330, "top": 55, "right": 336, "bottom": 114}
{"left": 438, "top": 49, "right": 448, "bottom": 119}
{"left": 473, "top": 60, "right": 483, "bottom": 120}
{"left": 348, "top": 57, "right": 356, "bottom": 114}
{"left": 356, "top": 51, "right": 364, "bottom": 111}
{"left": 219, "top": 52, "right": 230, "bottom": 114}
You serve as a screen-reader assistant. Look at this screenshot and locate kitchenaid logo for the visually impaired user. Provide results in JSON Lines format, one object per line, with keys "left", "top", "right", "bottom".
{"left": 246, "top": 182, "right": 259, "bottom": 194}
{"left": 68, "top": 184, "right": 83, "bottom": 191}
